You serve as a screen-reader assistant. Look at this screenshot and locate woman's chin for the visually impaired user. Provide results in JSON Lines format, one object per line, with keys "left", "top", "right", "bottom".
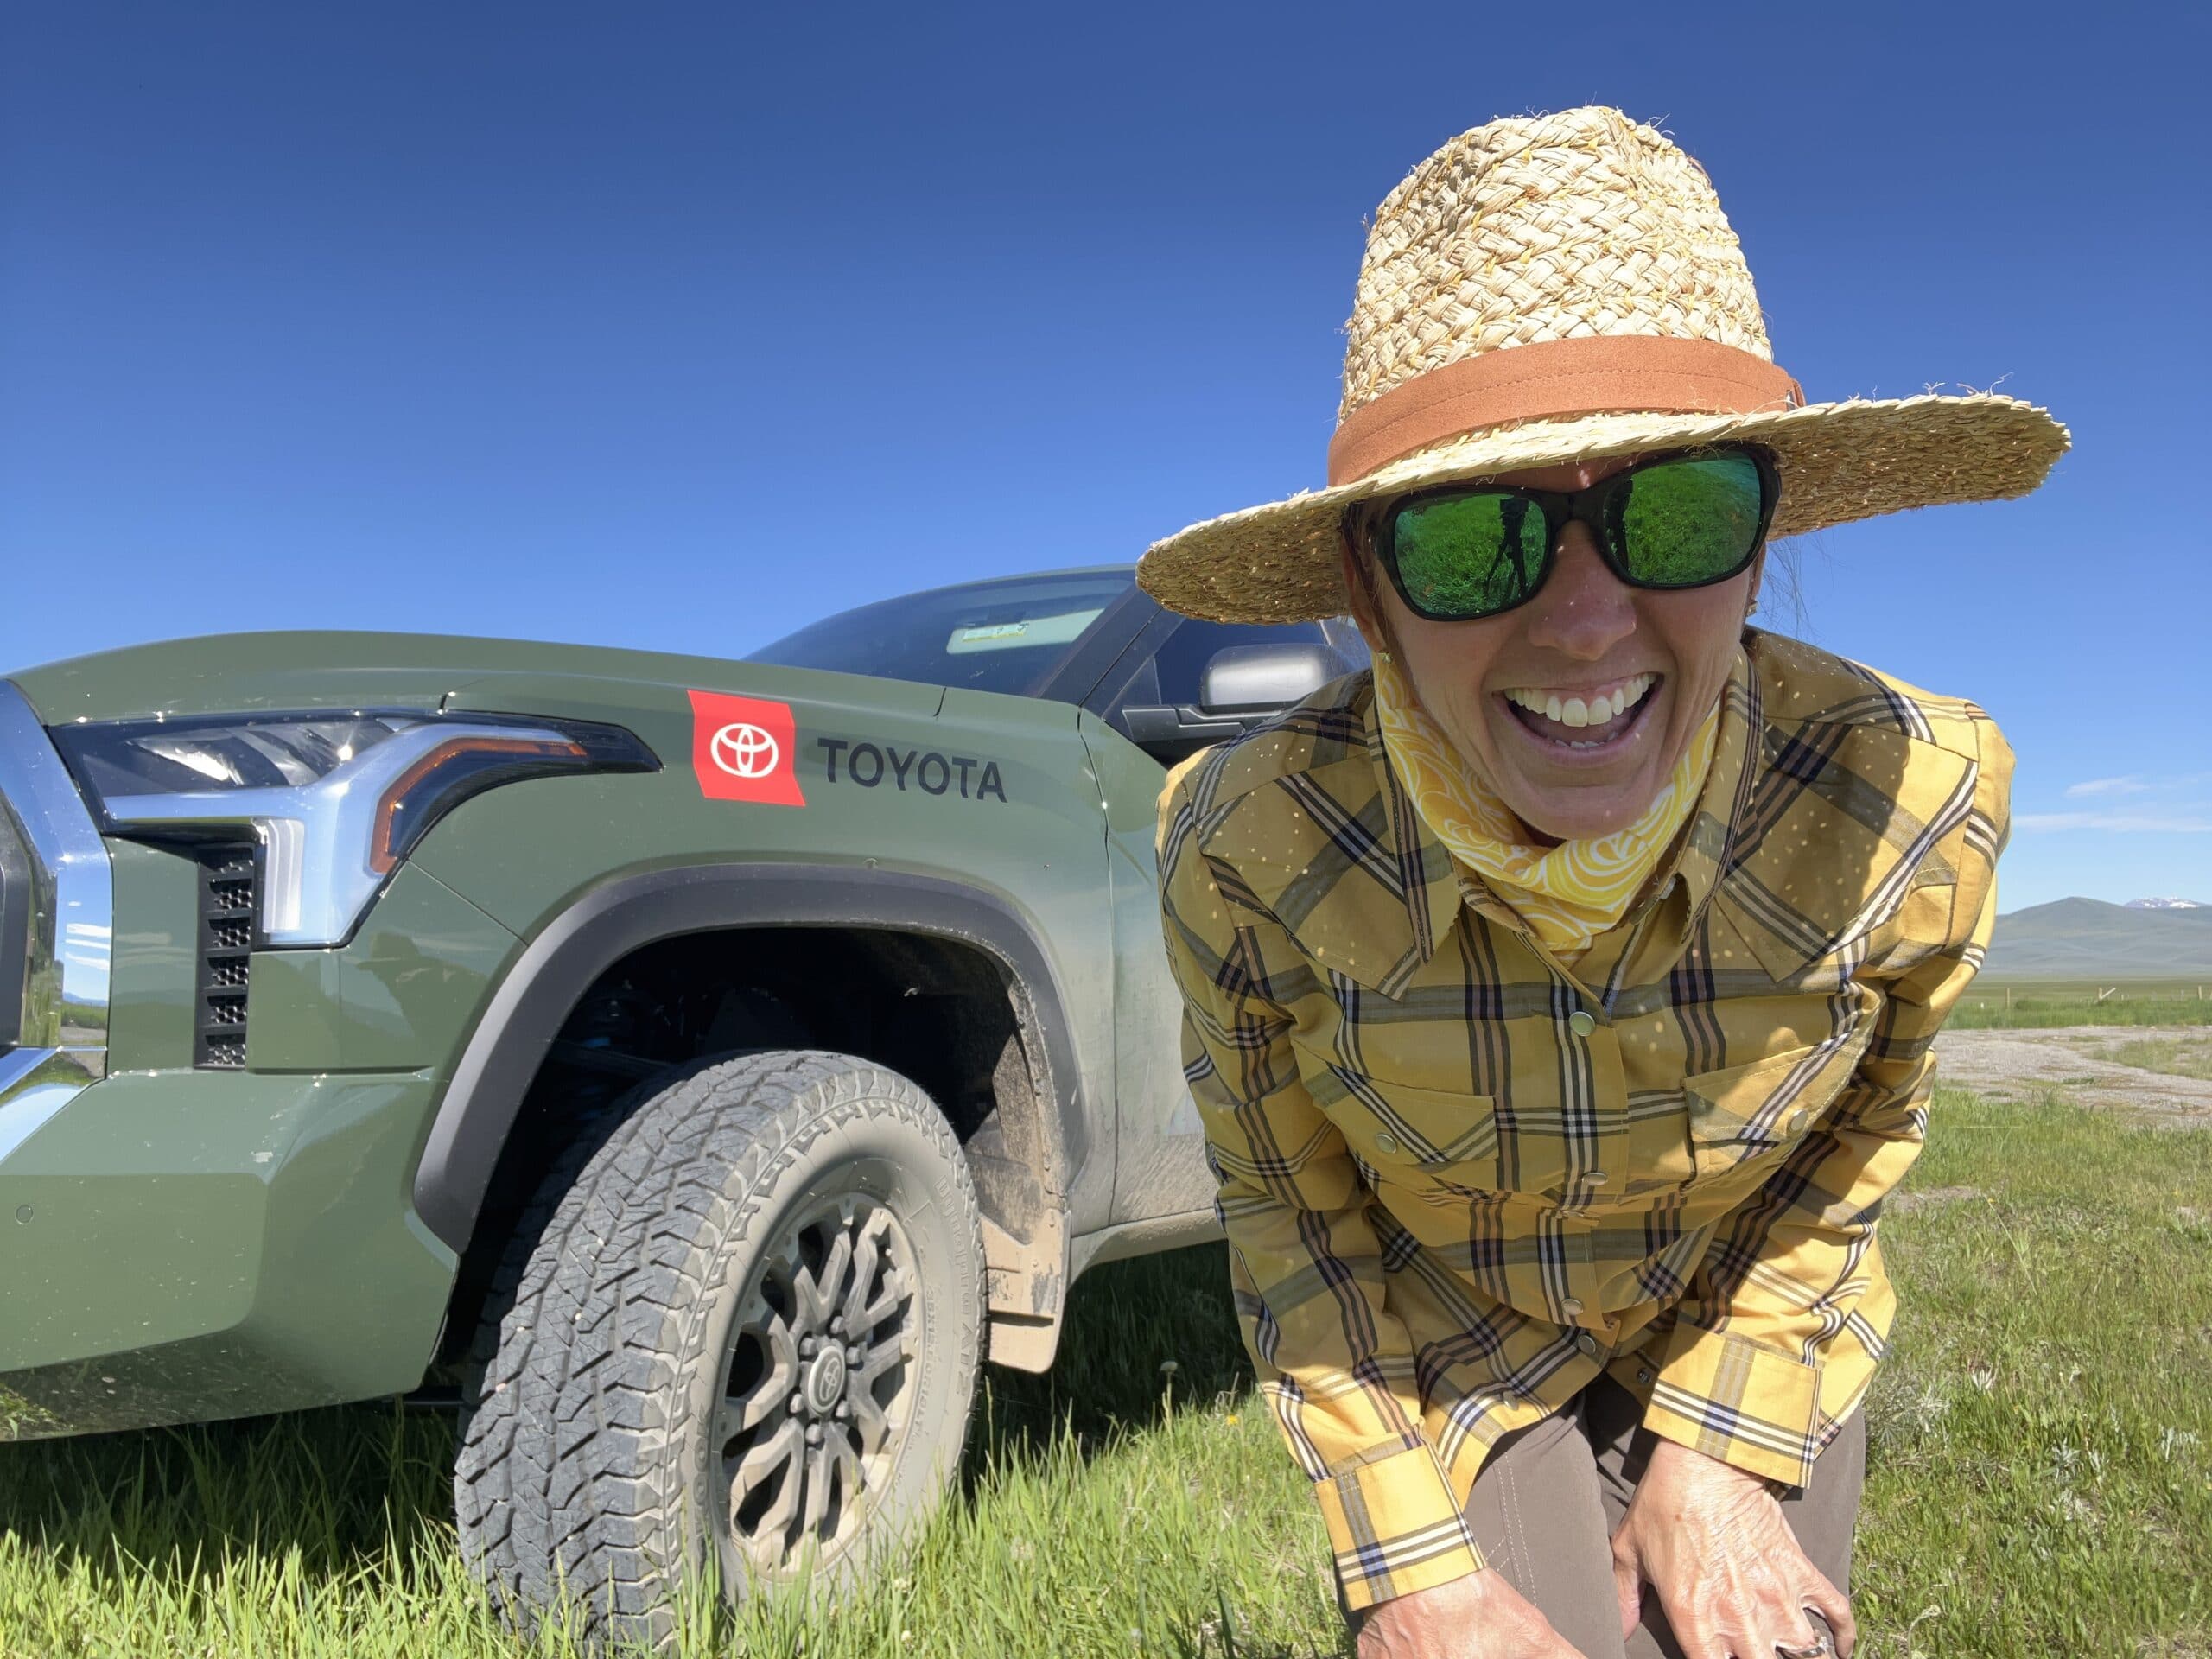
{"left": 1487, "top": 745, "right": 1675, "bottom": 840}
{"left": 1483, "top": 715, "right": 1673, "bottom": 841}
{"left": 1507, "top": 786, "right": 1658, "bottom": 843}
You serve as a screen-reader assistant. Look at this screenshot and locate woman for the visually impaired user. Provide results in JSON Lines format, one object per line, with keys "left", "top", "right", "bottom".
{"left": 1141, "top": 109, "right": 2063, "bottom": 1659}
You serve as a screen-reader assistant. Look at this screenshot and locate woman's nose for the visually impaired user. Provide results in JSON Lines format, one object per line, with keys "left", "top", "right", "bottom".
{"left": 1520, "top": 524, "right": 1637, "bottom": 660}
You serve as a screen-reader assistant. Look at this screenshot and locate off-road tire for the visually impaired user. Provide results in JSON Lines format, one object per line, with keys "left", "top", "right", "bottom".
{"left": 454, "top": 1049, "right": 986, "bottom": 1649}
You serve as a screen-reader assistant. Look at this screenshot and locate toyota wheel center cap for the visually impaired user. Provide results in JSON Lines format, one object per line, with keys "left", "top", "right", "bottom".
{"left": 805, "top": 1347, "right": 847, "bottom": 1414}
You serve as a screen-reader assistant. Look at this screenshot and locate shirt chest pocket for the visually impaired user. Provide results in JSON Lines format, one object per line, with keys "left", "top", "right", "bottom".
{"left": 1681, "top": 1026, "right": 1872, "bottom": 1192}
{"left": 1322, "top": 1074, "right": 1504, "bottom": 1198}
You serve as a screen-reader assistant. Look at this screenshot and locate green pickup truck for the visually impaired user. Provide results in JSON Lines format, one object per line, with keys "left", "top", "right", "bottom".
{"left": 0, "top": 565, "right": 1363, "bottom": 1642}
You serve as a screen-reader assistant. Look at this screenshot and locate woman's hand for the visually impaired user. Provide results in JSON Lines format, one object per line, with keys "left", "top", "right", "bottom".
{"left": 1609, "top": 1438, "right": 1854, "bottom": 1658}
{"left": 1357, "top": 1567, "right": 1587, "bottom": 1659}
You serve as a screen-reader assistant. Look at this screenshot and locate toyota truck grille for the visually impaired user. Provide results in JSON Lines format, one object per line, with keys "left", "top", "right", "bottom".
{"left": 195, "top": 846, "right": 256, "bottom": 1069}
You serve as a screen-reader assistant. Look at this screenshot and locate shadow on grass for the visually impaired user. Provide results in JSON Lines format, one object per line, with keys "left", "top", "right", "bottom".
{"left": 0, "top": 1396, "right": 460, "bottom": 1595}
{"left": 0, "top": 1242, "right": 1255, "bottom": 1599}
{"left": 961, "top": 1241, "right": 1254, "bottom": 1485}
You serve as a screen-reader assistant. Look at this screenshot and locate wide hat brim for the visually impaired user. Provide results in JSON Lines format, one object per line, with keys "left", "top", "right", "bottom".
{"left": 1136, "top": 390, "right": 2069, "bottom": 624}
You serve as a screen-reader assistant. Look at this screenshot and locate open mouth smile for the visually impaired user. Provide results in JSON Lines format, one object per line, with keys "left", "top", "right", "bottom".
{"left": 1497, "top": 672, "right": 1660, "bottom": 753}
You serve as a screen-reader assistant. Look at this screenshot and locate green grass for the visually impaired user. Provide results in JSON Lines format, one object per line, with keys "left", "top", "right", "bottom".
{"left": 1853, "top": 1090, "right": 2212, "bottom": 1656}
{"left": 1948, "top": 979, "right": 2212, "bottom": 1029}
{"left": 0, "top": 1089, "right": 2207, "bottom": 1657}
{"left": 2095, "top": 1036, "right": 2212, "bottom": 1084}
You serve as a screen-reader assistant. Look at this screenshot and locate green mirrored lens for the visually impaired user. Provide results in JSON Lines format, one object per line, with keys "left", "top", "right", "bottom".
{"left": 1611, "top": 455, "right": 1765, "bottom": 587}
{"left": 1390, "top": 492, "right": 1550, "bottom": 618}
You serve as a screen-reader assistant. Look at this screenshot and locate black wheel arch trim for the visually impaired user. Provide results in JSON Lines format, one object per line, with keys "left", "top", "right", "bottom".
{"left": 410, "top": 861, "right": 1090, "bottom": 1255}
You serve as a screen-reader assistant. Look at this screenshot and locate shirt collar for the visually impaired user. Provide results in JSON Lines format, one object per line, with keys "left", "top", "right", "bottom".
{"left": 1706, "top": 636, "right": 1981, "bottom": 984}
{"left": 1666, "top": 645, "right": 1758, "bottom": 931}
{"left": 1212, "top": 675, "right": 1460, "bottom": 998}
{"left": 1362, "top": 677, "right": 1468, "bottom": 982}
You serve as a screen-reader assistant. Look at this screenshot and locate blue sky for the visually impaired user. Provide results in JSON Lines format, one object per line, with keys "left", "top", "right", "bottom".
{"left": 3, "top": 3, "right": 2204, "bottom": 911}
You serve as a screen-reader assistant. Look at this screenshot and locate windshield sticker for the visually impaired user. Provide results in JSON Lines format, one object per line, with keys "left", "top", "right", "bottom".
{"left": 690, "top": 690, "right": 807, "bottom": 807}
{"left": 943, "top": 608, "right": 1104, "bottom": 655}
{"left": 817, "top": 738, "right": 1007, "bottom": 803}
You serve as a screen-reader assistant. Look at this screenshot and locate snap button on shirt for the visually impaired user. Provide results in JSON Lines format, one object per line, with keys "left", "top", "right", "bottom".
{"left": 1567, "top": 1010, "right": 1597, "bottom": 1038}
{"left": 1374, "top": 1132, "right": 1400, "bottom": 1154}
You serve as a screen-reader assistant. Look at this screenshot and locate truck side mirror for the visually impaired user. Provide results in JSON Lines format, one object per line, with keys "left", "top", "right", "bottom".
{"left": 1197, "top": 643, "right": 1353, "bottom": 715}
{"left": 1120, "top": 643, "right": 1358, "bottom": 765}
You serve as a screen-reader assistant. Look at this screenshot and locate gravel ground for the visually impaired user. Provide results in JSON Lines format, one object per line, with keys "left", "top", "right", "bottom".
{"left": 1933, "top": 1025, "right": 2212, "bottom": 1127}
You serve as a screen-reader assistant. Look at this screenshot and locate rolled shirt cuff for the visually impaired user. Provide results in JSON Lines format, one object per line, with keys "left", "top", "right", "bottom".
{"left": 1314, "top": 1439, "right": 1489, "bottom": 1612}
{"left": 1643, "top": 1325, "right": 1825, "bottom": 1490}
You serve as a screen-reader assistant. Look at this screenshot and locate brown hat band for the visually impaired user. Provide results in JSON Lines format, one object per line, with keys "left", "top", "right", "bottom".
{"left": 1325, "top": 334, "right": 1806, "bottom": 487}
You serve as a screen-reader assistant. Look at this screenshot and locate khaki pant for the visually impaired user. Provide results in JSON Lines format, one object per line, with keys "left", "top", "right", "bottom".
{"left": 1339, "top": 1372, "right": 1865, "bottom": 1658}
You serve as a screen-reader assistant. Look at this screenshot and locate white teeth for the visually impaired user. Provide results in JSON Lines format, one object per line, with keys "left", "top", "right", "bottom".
{"left": 1503, "top": 673, "right": 1656, "bottom": 732}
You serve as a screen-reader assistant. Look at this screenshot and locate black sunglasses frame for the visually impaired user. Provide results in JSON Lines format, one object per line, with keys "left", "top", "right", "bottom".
{"left": 1354, "top": 444, "right": 1781, "bottom": 624}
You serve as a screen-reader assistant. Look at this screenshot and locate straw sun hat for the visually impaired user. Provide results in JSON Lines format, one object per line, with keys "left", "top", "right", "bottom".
{"left": 1136, "top": 106, "right": 2069, "bottom": 624}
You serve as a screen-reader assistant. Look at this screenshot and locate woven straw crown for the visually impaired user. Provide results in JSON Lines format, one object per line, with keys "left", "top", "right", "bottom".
{"left": 1137, "top": 106, "right": 2069, "bottom": 624}
{"left": 1342, "top": 107, "right": 1770, "bottom": 416}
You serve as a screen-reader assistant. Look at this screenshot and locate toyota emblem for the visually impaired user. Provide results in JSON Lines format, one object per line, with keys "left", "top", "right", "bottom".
{"left": 710, "top": 721, "right": 780, "bottom": 779}
{"left": 689, "top": 690, "right": 804, "bottom": 807}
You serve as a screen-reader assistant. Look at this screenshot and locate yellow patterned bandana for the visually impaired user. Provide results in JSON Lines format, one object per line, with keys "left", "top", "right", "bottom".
{"left": 1370, "top": 651, "right": 1722, "bottom": 958}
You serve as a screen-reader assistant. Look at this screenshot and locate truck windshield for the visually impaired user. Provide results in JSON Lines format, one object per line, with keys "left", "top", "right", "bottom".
{"left": 747, "top": 570, "right": 1134, "bottom": 696}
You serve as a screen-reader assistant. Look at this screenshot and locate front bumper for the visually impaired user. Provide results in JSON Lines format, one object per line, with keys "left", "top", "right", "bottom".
{"left": 0, "top": 1065, "right": 456, "bottom": 1440}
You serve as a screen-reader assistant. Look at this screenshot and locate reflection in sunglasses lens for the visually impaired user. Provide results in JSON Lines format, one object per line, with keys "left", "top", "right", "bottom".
{"left": 1393, "top": 493, "right": 1550, "bottom": 617}
{"left": 1616, "top": 456, "right": 1764, "bottom": 587}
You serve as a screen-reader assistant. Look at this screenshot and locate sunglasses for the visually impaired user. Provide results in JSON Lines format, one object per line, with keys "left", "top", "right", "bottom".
{"left": 1358, "top": 446, "right": 1779, "bottom": 623}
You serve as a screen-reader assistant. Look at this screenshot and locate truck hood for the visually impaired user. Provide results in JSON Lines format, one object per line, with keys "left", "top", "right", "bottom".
{"left": 7, "top": 630, "right": 947, "bottom": 726}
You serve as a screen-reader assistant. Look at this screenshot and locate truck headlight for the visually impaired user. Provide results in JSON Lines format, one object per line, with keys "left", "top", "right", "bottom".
{"left": 54, "top": 710, "right": 657, "bottom": 946}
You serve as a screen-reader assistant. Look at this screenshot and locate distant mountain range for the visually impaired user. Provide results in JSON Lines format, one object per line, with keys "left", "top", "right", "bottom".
{"left": 1984, "top": 897, "right": 2212, "bottom": 979}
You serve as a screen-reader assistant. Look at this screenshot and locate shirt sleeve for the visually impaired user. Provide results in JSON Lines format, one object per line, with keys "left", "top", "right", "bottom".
{"left": 1155, "top": 767, "right": 1486, "bottom": 1612}
{"left": 1643, "top": 716, "right": 2013, "bottom": 1488}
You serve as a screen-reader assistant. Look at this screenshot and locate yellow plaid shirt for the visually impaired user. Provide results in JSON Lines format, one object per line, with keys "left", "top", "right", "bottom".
{"left": 1154, "top": 631, "right": 2011, "bottom": 1612}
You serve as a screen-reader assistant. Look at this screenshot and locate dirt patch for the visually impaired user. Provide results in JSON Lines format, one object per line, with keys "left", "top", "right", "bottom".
{"left": 1885, "top": 1184, "right": 1983, "bottom": 1215}
{"left": 1933, "top": 1026, "right": 2212, "bottom": 1127}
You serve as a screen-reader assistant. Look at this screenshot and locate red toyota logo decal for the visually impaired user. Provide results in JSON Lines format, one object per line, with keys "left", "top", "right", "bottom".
{"left": 689, "top": 690, "right": 805, "bottom": 806}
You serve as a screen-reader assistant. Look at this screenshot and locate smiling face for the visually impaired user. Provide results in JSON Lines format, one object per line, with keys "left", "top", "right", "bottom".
{"left": 1342, "top": 453, "right": 1760, "bottom": 844}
